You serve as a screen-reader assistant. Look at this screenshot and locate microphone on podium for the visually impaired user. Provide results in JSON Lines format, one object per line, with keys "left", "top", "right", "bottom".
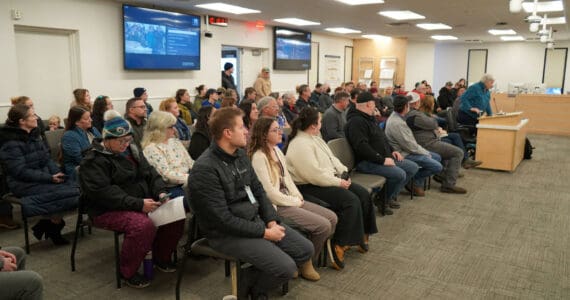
{"left": 493, "top": 97, "right": 505, "bottom": 115}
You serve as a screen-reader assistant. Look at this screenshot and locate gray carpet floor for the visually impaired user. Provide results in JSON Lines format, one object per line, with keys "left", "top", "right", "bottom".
{"left": 1, "top": 134, "right": 568, "bottom": 300}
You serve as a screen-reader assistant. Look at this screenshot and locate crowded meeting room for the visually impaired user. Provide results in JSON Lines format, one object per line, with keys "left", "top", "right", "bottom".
{"left": 1, "top": 0, "right": 570, "bottom": 299}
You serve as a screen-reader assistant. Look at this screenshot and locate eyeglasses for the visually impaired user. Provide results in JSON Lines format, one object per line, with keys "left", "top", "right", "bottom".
{"left": 269, "top": 127, "right": 283, "bottom": 133}
{"left": 116, "top": 136, "right": 133, "bottom": 146}
{"left": 132, "top": 105, "right": 146, "bottom": 109}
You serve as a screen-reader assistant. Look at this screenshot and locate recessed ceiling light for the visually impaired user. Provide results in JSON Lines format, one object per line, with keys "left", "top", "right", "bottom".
{"left": 431, "top": 35, "right": 458, "bottom": 41}
{"left": 416, "top": 23, "right": 452, "bottom": 30}
{"left": 522, "top": 1, "right": 564, "bottom": 13}
{"left": 195, "top": 3, "right": 260, "bottom": 15}
{"left": 362, "top": 34, "right": 391, "bottom": 41}
{"left": 325, "top": 27, "right": 362, "bottom": 34}
{"left": 378, "top": 10, "right": 425, "bottom": 20}
{"left": 488, "top": 29, "right": 517, "bottom": 35}
{"left": 543, "top": 17, "right": 567, "bottom": 25}
{"left": 335, "top": 0, "right": 384, "bottom": 5}
{"left": 275, "top": 29, "right": 304, "bottom": 36}
{"left": 501, "top": 36, "right": 526, "bottom": 41}
{"left": 274, "top": 18, "right": 321, "bottom": 26}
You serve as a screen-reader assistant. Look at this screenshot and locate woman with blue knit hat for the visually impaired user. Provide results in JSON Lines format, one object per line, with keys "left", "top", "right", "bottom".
{"left": 79, "top": 110, "right": 185, "bottom": 288}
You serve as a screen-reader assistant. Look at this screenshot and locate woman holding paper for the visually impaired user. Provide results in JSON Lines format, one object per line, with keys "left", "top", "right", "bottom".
{"left": 79, "top": 110, "right": 185, "bottom": 289}
{"left": 142, "top": 111, "right": 194, "bottom": 208}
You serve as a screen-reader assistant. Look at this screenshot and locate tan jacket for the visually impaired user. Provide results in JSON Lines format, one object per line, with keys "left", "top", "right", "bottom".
{"left": 253, "top": 76, "right": 271, "bottom": 101}
{"left": 251, "top": 147, "right": 303, "bottom": 207}
{"left": 286, "top": 131, "right": 347, "bottom": 187}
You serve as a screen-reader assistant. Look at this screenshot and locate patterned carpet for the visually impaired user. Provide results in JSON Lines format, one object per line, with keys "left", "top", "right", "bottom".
{"left": 1, "top": 134, "right": 568, "bottom": 299}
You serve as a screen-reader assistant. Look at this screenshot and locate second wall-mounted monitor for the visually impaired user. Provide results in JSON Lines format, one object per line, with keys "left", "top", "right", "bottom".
{"left": 273, "top": 27, "right": 311, "bottom": 70}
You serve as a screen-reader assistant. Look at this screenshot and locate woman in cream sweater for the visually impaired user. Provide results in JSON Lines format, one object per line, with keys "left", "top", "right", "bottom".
{"left": 285, "top": 107, "right": 378, "bottom": 270}
{"left": 249, "top": 117, "right": 337, "bottom": 279}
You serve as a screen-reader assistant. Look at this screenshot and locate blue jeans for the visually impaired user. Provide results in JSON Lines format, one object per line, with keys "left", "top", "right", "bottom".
{"left": 356, "top": 159, "right": 419, "bottom": 201}
{"left": 405, "top": 153, "right": 443, "bottom": 186}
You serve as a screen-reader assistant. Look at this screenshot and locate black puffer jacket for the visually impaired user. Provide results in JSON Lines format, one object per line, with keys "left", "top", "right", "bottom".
{"left": 79, "top": 139, "right": 168, "bottom": 217}
{"left": 0, "top": 126, "right": 78, "bottom": 217}
{"left": 345, "top": 107, "right": 393, "bottom": 165}
{"left": 188, "top": 143, "right": 279, "bottom": 239}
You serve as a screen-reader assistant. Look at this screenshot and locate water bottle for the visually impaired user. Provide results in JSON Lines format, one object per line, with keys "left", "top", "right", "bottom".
{"left": 143, "top": 251, "right": 153, "bottom": 280}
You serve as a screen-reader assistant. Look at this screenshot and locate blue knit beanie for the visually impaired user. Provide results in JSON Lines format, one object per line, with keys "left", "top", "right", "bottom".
{"left": 102, "top": 110, "right": 132, "bottom": 139}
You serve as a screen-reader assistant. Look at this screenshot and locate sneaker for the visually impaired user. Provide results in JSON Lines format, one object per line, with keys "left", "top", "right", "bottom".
{"left": 462, "top": 159, "right": 482, "bottom": 169}
{"left": 123, "top": 273, "right": 150, "bottom": 288}
{"left": 389, "top": 199, "right": 400, "bottom": 209}
{"left": 433, "top": 174, "right": 444, "bottom": 183}
{"left": 0, "top": 216, "right": 20, "bottom": 230}
{"left": 327, "top": 240, "right": 345, "bottom": 270}
{"left": 155, "top": 261, "right": 177, "bottom": 273}
{"left": 441, "top": 186, "right": 467, "bottom": 194}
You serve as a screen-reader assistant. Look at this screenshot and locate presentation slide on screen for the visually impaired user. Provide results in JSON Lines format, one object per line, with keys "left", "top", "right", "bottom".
{"left": 276, "top": 38, "right": 311, "bottom": 60}
{"left": 125, "top": 21, "right": 199, "bottom": 56}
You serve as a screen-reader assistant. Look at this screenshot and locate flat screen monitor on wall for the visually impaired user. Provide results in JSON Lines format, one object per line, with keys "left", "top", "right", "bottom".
{"left": 273, "top": 27, "right": 311, "bottom": 70}
{"left": 123, "top": 5, "right": 201, "bottom": 70}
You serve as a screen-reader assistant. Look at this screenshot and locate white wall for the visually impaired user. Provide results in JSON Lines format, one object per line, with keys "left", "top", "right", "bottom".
{"left": 406, "top": 40, "right": 570, "bottom": 97}
{"left": 0, "top": 0, "right": 352, "bottom": 118}
{"left": 405, "top": 42, "right": 435, "bottom": 91}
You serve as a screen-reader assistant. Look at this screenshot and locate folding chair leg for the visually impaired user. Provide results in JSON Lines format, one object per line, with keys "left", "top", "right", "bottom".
{"left": 282, "top": 281, "right": 289, "bottom": 295}
{"left": 225, "top": 260, "right": 231, "bottom": 277}
{"left": 22, "top": 214, "right": 30, "bottom": 254}
{"left": 70, "top": 214, "right": 83, "bottom": 272}
{"left": 175, "top": 254, "right": 189, "bottom": 300}
{"left": 231, "top": 261, "right": 238, "bottom": 297}
{"left": 114, "top": 232, "right": 121, "bottom": 289}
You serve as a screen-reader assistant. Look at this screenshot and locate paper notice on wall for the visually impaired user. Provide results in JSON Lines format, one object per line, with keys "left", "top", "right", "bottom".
{"left": 380, "top": 69, "right": 394, "bottom": 79}
{"left": 325, "top": 55, "right": 342, "bottom": 87}
{"left": 363, "top": 69, "right": 373, "bottom": 79}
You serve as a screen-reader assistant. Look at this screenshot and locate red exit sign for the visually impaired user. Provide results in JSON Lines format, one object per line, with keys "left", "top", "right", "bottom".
{"left": 208, "top": 16, "right": 228, "bottom": 27}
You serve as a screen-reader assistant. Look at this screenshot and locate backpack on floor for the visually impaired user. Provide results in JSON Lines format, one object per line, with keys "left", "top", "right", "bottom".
{"left": 524, "top": 138, "right": 533, "bottom": 159}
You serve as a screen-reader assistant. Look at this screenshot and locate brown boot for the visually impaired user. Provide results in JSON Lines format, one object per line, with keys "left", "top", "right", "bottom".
{"left": 327, "top": 240, "right": 345, "bottom": 270}
{"left": 299, "top": 260, "right": 320, "bottom": 281}
{"left": 357, "top": 234, "right": 369, "bottom": 253}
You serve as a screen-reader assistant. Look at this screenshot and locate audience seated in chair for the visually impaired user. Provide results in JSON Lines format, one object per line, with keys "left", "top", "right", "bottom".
{"left": 142, "top": 111, "right": 194, "bottom": 210}
{"left": 320, "top": 91, "right": 350, "bottom": 142}
{"left": 124, "top": 97, "right": 147, "bottom": 148}
{"left": 405, "top": 94, "right": 468, "bottom": 194}
{"left": 62, "top": 106, "right": 102, "bottom": 181}
{"left": 159, "top": 98, "right": 191, "bottom": 149}
{"left": 0, "top": 246, "right": 43, "bottom": 300}
{"left": 385, "top": 95, "right": 443, "bottom": 197}
{"left": 249, "top": 117, "right": 337, "bottom": 280}
{"left": 47, "top": 115, "right": 64, "bottom": 132}
{"left": 285, "top": 107, "right": 377, "bottom": 270}
{"left": 70, "top": 88, "right": 92, "bottom": 111}
{"left": 188, "top": 106, "right": 215, "bottom": 160}
{"left": 79, "top": 110, "right": 184, "bottom": 289}
{"left": 91, "top": 95, "right": 114, "bottom": 133}
{"left": 0, "top": 104, "right": 78, "bottom": 245}
{"left": 188, "top": 107, "right": 313, "bottom": 300}
{"left": 10, "top": 96, "right": 47, "bottom": 142}
{"left": 344, "top": 92, "right": 419, "bottom": 215}
{"left": 175, "top": 89, "right": 193, "bottom": 127}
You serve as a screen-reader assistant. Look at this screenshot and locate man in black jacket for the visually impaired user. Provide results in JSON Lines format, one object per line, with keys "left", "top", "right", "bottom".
{"left": 345, "top": 92, "right": 419, "bottom": 215}
{"left": 221, "top": 62, "right": 239, "bottom": 99}
{"left": 188, "top": 107, "right": 313, "bottom": 299}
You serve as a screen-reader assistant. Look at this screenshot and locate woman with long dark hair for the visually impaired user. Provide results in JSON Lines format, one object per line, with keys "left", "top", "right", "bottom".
{"left": 248, "top": 117, "right": 337, "bottom": 279}
{"left": 91, "top": 95, "right": 113, "bottom": 133}
{"left": 0, "top": 104, "right": 78, "bottom": 245}
{"left": 285, "top": 107, "right": 377, "bottom": 270}
{"left": 61, "top": 106, "right": 101, "bottom": 180}
{"left": 175, "top": 89, "right": 193, "bottom": 126}
{"left": 188, "top": 106, "right": 214, "bottom": 160}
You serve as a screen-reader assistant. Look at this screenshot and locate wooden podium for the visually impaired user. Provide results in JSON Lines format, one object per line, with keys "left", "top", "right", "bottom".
{"left": 475, "top": 112, "right": 528, "bottom": 171}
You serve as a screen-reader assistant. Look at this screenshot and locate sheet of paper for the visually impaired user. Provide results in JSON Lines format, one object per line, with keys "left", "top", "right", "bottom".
{"left": 148, "top": 196, "right": 186, "bottom": 227}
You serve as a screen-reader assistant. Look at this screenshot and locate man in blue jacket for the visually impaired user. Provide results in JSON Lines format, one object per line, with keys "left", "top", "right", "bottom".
{"left": 188, "top": 107, "right": 313, "bottom": 300}
{"left": 458, "top": 74, "right": 494, "bottom": 128}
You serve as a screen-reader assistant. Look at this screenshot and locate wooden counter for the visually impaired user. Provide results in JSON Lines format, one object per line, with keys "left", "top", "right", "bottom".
{"left": 491, "top": 93, "right": 570, "bottom": 136}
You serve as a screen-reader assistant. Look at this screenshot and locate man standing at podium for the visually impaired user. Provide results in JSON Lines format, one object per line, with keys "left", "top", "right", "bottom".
{"left": 458, "top": 74, "right": 494, "bottom": 128}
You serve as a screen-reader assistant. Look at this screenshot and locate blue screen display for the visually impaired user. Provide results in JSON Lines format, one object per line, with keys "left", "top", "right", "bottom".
{"left": 123, "top": 5, "right": 201, "bottom": 70}
{"left": 546, "top": 87, "right": 562, "bottom": 95}
{"left": 274, "top": 27, "right": 311, "bottom": 70}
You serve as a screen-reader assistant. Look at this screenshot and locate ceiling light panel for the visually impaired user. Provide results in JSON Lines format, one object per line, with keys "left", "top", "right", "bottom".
{"left": 416, "top": 23, "right": 452, "bottom": 30}
{"left": 431, "top": 35, "right": 458, "bottom": 40}
{"left": 195, "top": 3, "right": 261, "bottom": 15}
{"left": 488, "top": 29, "right": 517, "bottom": 35}
{"left": 378, "top": 10, "right": 425, "bottom": 20}
{"left": 522, "top": 1, "right": 564, "bottom": 13}
{"left": 501, "top": 36, "right": 526, "bottom": 41}
{"left": 274, "top": 18, "right": 321, "bottom": 26}
{"left": 335, "top": 0, "right": 384, "bottom": 5}
{"left": 543, "top": 17, "right": 567, "bottom": 25}
{"left": 362, "top": 34, "right": 391, "bottom": 41}
{"left": 325, "top": 27, "right": 362, "bottom": 34}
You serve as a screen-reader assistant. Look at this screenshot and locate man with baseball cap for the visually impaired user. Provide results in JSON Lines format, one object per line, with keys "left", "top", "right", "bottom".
{"left": 345, "top": 92, "right": 419, "bottom": 216}
{"left": 385, "top": 95, "right": 443, "bottom": 196}
{"left": 133, "top": 87, "right": 153, "bottom": 116}
{"left": 253, "top": 67, "right": 272, "bottom": 101}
